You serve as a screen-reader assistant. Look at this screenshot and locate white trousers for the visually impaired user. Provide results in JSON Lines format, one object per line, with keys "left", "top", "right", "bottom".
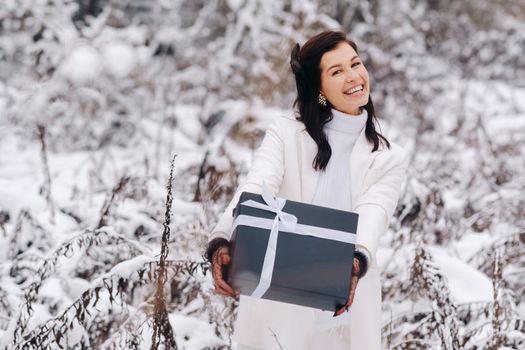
{"left": 233, "top": 297, "right": 351, "bottom": 350}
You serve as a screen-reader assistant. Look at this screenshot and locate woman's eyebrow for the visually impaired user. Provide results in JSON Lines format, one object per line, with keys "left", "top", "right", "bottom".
{"left": 326, "top": 55, "right": 360, "bottom": 72}
{"left": 326, "top": 63, "right": 342, "bottom": 72}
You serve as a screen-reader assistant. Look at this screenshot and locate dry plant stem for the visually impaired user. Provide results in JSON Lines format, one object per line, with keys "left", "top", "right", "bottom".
{"left": 468, "top": 232, "right": 525, "bottom": 276}
{"left": 0, "top": 210, "right": 8, "bottom": 236}
{"left": 97, "top": 175, "right": 131, "bottom": 229}
{"left": 98, "top": 307, "right": 151, "bottom": 350}
{"left": 193, "top": 150, "right": 209, "bottom": 202}
{"left": 17, "top": 259, "right": 206, "bottom": 349}
{"left": 200, "top": 289, "right": 237, "bottom": 344}
{"left": 391, "top": 338, "right": 435, "bottom": 349}
{"left": 409, "top": 246, "right": 461, "bottom": 349}
{"left": 8, "top": 210, "right": 47, "bottom": 259}
{"left": 10, "top": 228, "right": 147, "bottom": 346}
{"left": 151, "top": 155, "right": 178, "bottom": 350}
{"left": 58, "top": 207, "right": 83, "bottom": 224}
{"left": 36, "top": 124, "right": 55, "bottom": 224}
{"left": 490, "top": 250, "right": 505, "bottom": 350}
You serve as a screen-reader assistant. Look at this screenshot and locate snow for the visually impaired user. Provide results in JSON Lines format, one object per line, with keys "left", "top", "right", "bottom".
{"left": 62, "top": 277, "right": 91, "bottom": 300}
{"left": 430, "top": 248, "right": 493, "bottom": 303}
{"left": 209, "top": 155, "right": 231, "bottom": 172}
{"left": 60, "top": 46, "right": 103, "bottom": 84}
{"left": 0, "top": 137, "right": 47, "bottom": 214}
{"left": 169, "top": 313, "right": 226, "bottom": 349}
{"left": 175, "top": 105, "right": 202, "bottom": 141}
{"left": 227, "top": 0, "right": 245, "bottom": 11}
{"left": 40, "top": 277, "right": 68, "bottom": 300}
{"left": 25, "top": 304, "right": 53, "bottom": 336}
{"left": 452, "top": 232, "right": 494, "bottom": 262}
{"left": 106, "top": 254, "right": 153, "bottom": 278}
{"left": 441, "top": 188, "right": 465, "bottom": 213}
{"left": 101, "top": 42, "right": 136, "bottom": 78}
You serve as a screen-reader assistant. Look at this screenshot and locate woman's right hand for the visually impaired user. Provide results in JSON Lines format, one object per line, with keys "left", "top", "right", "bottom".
{"left": 211, "top": 244, "right": 238, "bottom": 298}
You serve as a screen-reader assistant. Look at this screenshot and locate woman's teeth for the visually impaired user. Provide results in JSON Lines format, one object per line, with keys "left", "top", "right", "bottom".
{"left": 344, "top": 85, "right": 363, "bottom": 95}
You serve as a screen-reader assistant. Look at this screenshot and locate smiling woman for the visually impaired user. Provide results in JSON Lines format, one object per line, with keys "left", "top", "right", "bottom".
{"left": 206, "top": 30, "right": 408, "bottom": 350}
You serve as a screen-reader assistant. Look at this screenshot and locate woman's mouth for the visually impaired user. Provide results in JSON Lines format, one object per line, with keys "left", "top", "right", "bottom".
{"left": 344, "top": 85, "right": 364, "bottom": 96}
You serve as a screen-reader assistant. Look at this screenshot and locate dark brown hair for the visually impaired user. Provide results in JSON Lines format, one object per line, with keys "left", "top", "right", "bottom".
{"left": 290, "top": 31, "right": 390, "bottom": 171}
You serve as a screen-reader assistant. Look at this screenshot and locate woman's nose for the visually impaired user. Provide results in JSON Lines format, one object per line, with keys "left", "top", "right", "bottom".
{"left": 345, "top": 68, "right": 359, "bottom": 82}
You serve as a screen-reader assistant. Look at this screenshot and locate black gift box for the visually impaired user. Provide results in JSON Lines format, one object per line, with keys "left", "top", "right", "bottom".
{"left": 227, "top": 191, "right": 358, "bottom": 311}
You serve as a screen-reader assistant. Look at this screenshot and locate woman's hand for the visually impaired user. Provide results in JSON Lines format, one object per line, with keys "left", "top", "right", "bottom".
{"left": 333, "top": 257, "right": 364, "bottom": 317}
{"left": 210, "top": 244, "right": 238, "bottom": 298}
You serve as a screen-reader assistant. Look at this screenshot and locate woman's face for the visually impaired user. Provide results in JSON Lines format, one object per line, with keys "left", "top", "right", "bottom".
{"left": 319, "top": 42, "right": 370, "bottom": 115}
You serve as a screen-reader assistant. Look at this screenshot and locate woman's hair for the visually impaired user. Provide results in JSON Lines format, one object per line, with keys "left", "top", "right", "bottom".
{"left": 290, "top": 30, "right": 390, "bottom": 171}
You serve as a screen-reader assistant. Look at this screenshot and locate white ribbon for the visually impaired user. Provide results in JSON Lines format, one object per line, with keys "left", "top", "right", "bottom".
{"left": 231, "top": 185, "right": 356, "bottom": 298}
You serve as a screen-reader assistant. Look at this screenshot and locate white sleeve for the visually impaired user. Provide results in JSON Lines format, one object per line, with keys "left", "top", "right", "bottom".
{"left": 353, "top": 144, "right": 408, "bottom": 266}
{"left": 209, "top": 119, "right": 285, "bottom": 241}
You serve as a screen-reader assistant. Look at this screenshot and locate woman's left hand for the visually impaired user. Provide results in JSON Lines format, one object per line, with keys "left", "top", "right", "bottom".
{"left": 333, "top": 257, "right": 362, "bottom": 317}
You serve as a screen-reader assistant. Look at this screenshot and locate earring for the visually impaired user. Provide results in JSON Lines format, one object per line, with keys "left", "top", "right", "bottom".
{"left": 318, "top": 93, "right": 327, "bottom": 107}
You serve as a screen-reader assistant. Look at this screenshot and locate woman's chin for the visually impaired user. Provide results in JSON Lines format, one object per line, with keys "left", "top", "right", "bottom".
{"left": 334, "top": 101, "right": 368, "bottom": 115}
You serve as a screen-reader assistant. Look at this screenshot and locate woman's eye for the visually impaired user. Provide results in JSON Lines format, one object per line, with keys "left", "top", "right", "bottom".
{"left": 332, "top": 69, "right": 342, "bottom": 76}
{"left": 352, "top": 62, "right": 361, "bottom": 68}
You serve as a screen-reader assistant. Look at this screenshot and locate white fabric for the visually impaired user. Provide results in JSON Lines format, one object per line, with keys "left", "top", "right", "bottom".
{"left": 211, "top": 112, "right": 408, "bottom": 350}
{"left": 312, "top": 108, "right": 367, "bottom": 211}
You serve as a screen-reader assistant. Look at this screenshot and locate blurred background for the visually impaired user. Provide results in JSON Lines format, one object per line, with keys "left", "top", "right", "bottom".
{"left": 1, "top": 0, "right": 524, "bottom": 349}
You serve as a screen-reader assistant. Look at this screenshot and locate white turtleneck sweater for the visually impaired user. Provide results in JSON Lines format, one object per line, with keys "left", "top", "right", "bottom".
{"left": 312, "top": 108, "right": 367, "bottom": 211}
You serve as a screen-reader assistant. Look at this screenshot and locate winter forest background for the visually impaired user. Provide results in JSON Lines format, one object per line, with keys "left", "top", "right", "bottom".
{"left": 1, "top": 0, "right": 524, "bottom": 349}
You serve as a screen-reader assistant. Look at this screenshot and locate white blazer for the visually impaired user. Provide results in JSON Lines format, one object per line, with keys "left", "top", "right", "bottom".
{"left": 211, "top": 114, "right": 408, "bottom": 350}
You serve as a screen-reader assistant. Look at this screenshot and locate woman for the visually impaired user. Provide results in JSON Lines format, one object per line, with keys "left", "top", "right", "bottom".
{"left": 205, "top": 31, "right": 408, "bottom": 350}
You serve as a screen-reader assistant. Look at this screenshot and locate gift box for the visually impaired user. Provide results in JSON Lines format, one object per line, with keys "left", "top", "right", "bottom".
{"left": 227, "top": 189, "right": 358, "bottom": 311}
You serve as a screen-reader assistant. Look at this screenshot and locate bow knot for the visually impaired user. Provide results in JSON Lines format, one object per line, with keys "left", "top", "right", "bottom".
{"left": 241, "top": 184, "right": 298, "bottom": 232}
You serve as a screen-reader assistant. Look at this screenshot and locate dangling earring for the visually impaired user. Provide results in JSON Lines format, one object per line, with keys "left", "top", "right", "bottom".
{"left": 318, "top": 93, "right": 327, "bottom": 107}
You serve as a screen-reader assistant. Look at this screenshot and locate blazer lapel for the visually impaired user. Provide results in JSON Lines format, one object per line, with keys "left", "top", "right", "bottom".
{"left": 350, "top": 127, "right": 377, "bottom": 208}
{"left": 299, "top": 130, "right": 319, "bottom": 203}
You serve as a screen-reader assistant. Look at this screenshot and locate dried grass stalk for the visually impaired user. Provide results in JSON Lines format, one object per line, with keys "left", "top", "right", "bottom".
{"left": 151, "top": 155, "right": 178, "bottom": 350}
